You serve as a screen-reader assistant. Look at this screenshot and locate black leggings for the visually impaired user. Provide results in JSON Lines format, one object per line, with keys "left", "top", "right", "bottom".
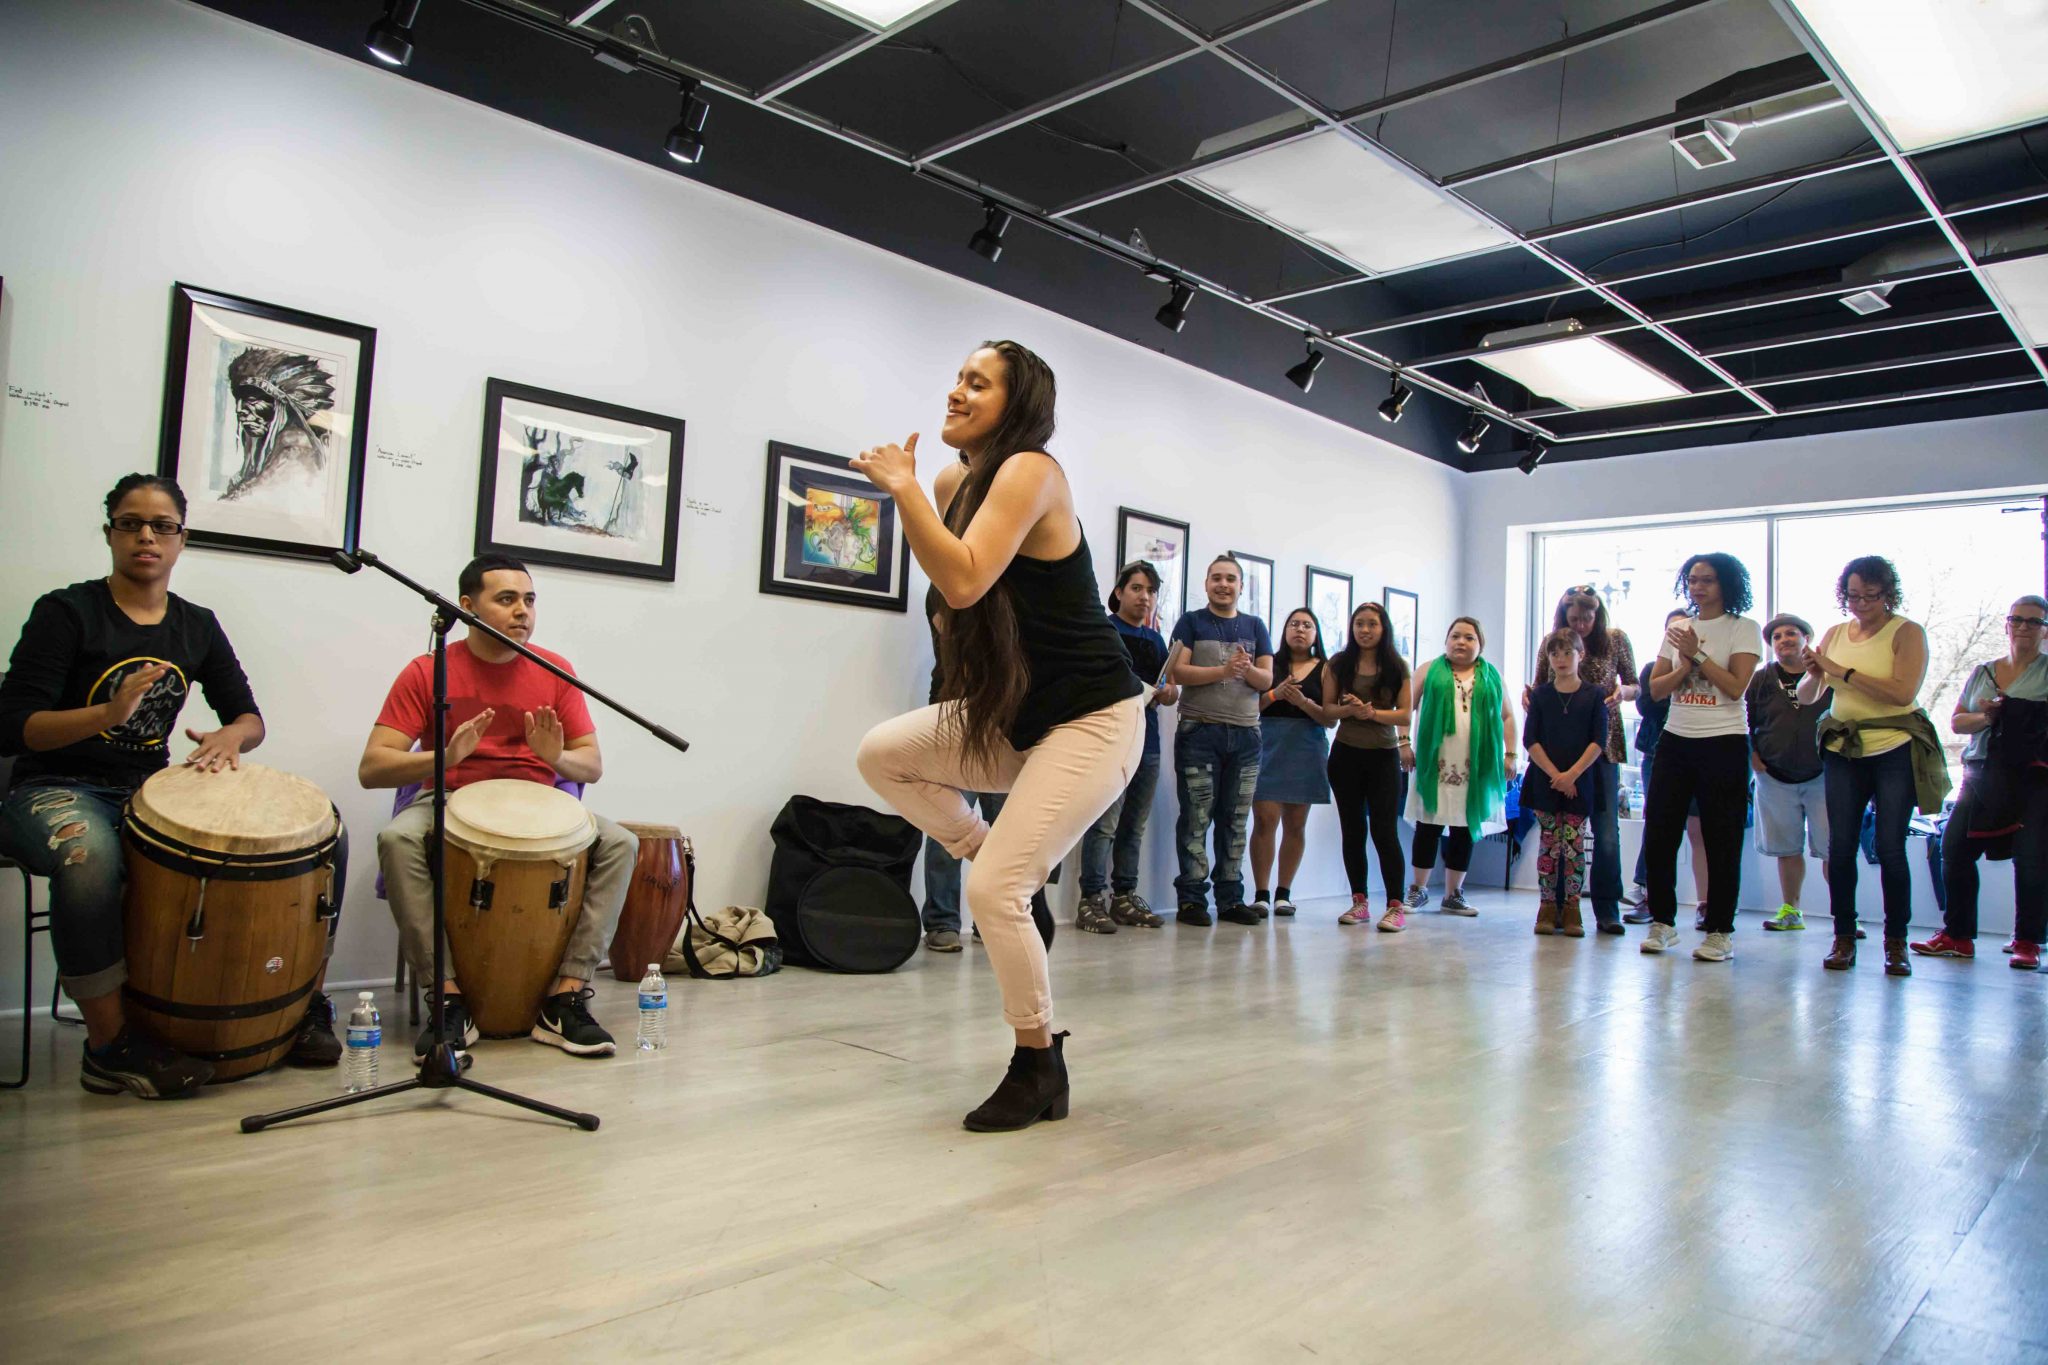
{"left": 1327, "top": 744, "right": 1407, "bottom": 900}
{"left": 1644, "top": 731, "right": 1748, "bottom": 933}
{"left": 1942, "top": 766, "right": 2048, "bottom": 944}
{"left": 1411, "top": 822, "right": 1474, "bottom": 874}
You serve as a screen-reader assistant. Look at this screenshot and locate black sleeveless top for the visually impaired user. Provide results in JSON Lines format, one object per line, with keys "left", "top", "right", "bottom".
{"left": 927, "top": 531, "right": 1143, "bottom": 749}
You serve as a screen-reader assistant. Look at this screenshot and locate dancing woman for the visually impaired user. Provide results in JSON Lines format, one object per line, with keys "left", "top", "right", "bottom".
{"left": 855, "top": 341, "right": 1145, "bottom": 1132}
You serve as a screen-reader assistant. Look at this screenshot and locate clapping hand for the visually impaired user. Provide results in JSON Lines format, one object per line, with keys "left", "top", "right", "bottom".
{"left": 1228, "top": 644, "right": 1251, "bottom": 680}
{"left": 1665, "top": 622, "right": 1701, "bottom": 659}
{"left": 849, "top": 433, "right": 919, "bottom": 496}
{"left": 1340, "top": 691, "right": 1370, "bottom": 719}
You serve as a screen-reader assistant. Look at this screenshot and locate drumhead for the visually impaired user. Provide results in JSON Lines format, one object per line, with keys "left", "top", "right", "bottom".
{"left": 445, "top": 779, "right": 596, "bottom": 860}
{"left": 129, "top": 763, "right": 337, "bottom": 855}
{"left": 618, "top": 821, "right": 682, "bottom": 841}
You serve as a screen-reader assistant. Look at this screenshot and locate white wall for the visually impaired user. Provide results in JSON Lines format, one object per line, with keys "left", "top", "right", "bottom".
{"left": 0, "top": 0, "right": 1465, "bottom": 995}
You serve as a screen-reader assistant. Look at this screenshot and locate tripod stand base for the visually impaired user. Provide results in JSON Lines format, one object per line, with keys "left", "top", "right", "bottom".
{"left": 240, "top": 1045, "right": 599, "bottom": 1133}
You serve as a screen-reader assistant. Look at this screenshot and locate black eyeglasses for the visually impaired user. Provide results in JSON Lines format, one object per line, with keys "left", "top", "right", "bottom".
{"left": 108, "top": 516, "right": 186, "bottom": 537}
{"left": 2010, "top": 615, "right": 2047, "bottom": 629}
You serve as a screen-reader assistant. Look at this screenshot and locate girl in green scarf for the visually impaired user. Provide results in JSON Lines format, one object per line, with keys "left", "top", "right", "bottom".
{"left": 1395, "top": 617, "right": 1518, "bottom": 929}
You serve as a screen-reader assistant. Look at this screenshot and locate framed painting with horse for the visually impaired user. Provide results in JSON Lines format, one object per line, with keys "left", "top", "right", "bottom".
{"left": 474, "top": 377, "right": 686, "bottom": 582}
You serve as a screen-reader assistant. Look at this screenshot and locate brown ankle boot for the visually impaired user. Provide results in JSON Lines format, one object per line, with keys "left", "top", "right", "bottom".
{"left": 1885, "top": 939, "right": 1912, "bottom": 977}
{"left": 1561, "top": 901, "right": 1585, "bottom": 938}
{"left": 1823, "top": 935, "right": 1857, "bottom": 971}
{"left": 1534, "top": 902, "right": 1557, "bottom": 935}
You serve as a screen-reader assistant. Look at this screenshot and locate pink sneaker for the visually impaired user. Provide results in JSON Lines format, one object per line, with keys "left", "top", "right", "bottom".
{"left": 1377, "top": 905, "right": 1407, "bottom": 933}
{"left": 1338, "top": 894, "right": 1371, "bottom": 926}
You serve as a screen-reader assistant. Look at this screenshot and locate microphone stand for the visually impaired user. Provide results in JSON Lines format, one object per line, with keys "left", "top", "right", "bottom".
{"left": 242, "top": 548, "right": 689, "bottom": 1134}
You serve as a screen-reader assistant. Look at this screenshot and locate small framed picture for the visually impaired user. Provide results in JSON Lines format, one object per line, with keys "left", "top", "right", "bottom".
{"left": 156, "top": 283, "right": 374, "bottom": 560}
{"left": 474, "top": 379, "right": 685, "bottom": 582}
{"left": 1116, "top": 507, "right": 1192, "bottom": 632}
{"left": 759, "top": 440, "right": 909, "bottom": 612}
{"left": 1384, "top": 586, "right": 1420, "bottom": 674}
{"left": 1231, "top": 550, "right": 1274, "bottom": 630}
{"left": 1306, "top": 565, "right": 1353, "bottom": 657}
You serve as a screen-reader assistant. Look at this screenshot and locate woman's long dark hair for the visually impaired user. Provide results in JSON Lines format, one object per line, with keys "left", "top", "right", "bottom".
{"left": 1552, "top": 587, "right": 1612, "bottom": 660}
{"left": 936, "top": 340, "right": 1059, "bottom": 766}
{"left": 1273, "top": 608, "right": 1327, "bottom": 673}
{"left": 1330, "top": 601, "right": 1408, "bottom": 706}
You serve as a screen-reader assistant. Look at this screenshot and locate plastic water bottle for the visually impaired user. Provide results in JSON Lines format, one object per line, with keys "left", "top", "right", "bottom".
{"left": 636, "top": 964, "right": 668, "bottom": 1051}
{"left": 344, "top": 990, "right": 382, "bottom": 1092}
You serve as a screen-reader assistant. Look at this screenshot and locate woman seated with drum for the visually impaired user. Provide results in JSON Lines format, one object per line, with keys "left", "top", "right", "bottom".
{"left": 359, "top": 553, "right": 637, "bottom": 1063}
{"left": 0, "top": 473, "right": 347, "bottom": 1099}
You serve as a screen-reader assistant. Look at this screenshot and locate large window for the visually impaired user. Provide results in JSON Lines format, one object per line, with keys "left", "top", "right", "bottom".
{"left": 1534, "top": 495, "right": 2047, "bottom": 775}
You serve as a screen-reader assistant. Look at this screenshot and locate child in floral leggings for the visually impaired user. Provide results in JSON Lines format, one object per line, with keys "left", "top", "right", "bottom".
{"left": 1521, "top": 630, "right": 1609, "bottom": 937}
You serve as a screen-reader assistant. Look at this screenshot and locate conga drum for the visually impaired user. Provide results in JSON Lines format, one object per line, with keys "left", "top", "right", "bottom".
{"left": 122, "top": 763, "right": 341, "bottom": 1081}
{"left": 441, "top": 780, "right": 596, "bottom": 1037}
{"left": 607, "top": 824, "right": 692, "bottom": 982}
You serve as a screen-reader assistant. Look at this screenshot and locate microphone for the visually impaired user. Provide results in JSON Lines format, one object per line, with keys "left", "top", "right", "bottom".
{"left": 329, "top": 549, "right": 361, "bottom": 573}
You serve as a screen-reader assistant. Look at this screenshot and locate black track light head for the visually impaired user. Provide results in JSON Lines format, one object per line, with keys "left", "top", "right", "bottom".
{"left": 1285, "top": 337, "right": 1325, "bottom": 393}
{"left": 1155, "top": 280, "right": 1195, "bottom": 333}
{"left": 665, "top": 83, "right": 711, "bottom": 165}
{"left": 1518, "top": 439, "right": 1549, "bottom": 475}
{"left": 1377, "top": 374, "right": 1411, "bottom": 423}
{"left": 1457, "top": 409, "right": 1492, "bottom": 455}
{"left": 366, "top": 0, "right": 422, "bottom": 67}
{"left": 968, "top": 204, "right": 1011, "bottom": 263}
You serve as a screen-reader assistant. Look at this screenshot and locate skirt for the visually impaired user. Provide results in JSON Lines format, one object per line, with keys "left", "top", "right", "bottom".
{"left": 1253, "top": 716, "right": 1331, "bottom": 805}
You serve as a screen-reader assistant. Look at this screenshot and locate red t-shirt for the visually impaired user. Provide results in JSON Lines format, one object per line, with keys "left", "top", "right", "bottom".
{"left": 374, "top": 639, "right": 595, "bottom": 790}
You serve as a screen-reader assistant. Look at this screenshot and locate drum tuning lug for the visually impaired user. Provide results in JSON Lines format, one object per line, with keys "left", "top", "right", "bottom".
{"left": 549, "top": 877, "right": 570, "bottom": 909}
{"left": 470, "top": 877, "right": 493, "bottom": 910}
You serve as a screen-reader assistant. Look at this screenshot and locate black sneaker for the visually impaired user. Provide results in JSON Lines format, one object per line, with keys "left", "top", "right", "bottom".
{"left": 1075, "top": 892, "right": 1118, "bottom": 935}
{"left": 80, "top": 1028, "right": 213, "bottom": 1099}
{"left": 532, "top": 987, "right": 616, "bottom": 1057}
{"left": 1219, "top": 903, "right": 1262, "bottom": 925}
{"left": 287, "top": 991, "right": 342, "bottom": 1068}
{"left": 1177, "top": 903, "right": 1213, "bottom": 926}
{"left": 414, "top": 993, "right": 480, "bottom": 1065}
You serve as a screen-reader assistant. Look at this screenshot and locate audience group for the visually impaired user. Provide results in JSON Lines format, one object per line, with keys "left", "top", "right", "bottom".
{"left": 922, "top": 552, "right": 2048, "bottom": 975}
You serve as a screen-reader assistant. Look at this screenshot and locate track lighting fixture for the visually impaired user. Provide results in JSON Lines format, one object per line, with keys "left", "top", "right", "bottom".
{"left": 1456, "top": 409, "right": 1492, "bottom": 454}
{"left": 365, "top": 0, "right": 422, "bottom": 67}
{"left": 1376, "top": 374, "right": 1411, "bottom": 423}
{"left": 1517, "top": 439, "right": 1549, "bottom": 475}
{"left": 968, "top": 204, "right": 1011, "bottom": 263}
{"left": 1284, "top": 336, "right": 1325, "bottom": 393}
{"left": 1154, "top": 280, "right": 1195, "bottom": 333}
{"left": 665, "top": 82, "right": 711, "bottom": 165}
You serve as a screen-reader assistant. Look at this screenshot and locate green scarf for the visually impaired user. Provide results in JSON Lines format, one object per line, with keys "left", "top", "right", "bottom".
{"left": 1413, "top": 656, "right": 1506, "bottom": 829}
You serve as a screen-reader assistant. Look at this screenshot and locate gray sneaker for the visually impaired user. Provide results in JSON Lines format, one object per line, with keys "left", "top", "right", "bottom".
{"left": 925, "top": 929, "right": 963, "bottom": 953}
{"left": 1441, "top": 891, "right": 1476, "bottom": 916}
{"left": 1109, "top": 893, "right": 1164, "bottom": 928}
{"left": 1692, "top": 931, "right": 1734, "bottom": 963}
{"left": 1641, "top": 923, "right": 1681, "bottom": 954}
{"left": 1076, "top": 893, "right": 1118, "bottom": 935}
{"left": 1405, "top": 886, "right": 1431, "bottom": 910}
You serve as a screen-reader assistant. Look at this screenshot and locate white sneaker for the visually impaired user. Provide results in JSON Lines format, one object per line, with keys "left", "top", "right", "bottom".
{"left": 1692, "top": 931, "right": 1734, "bottom": 962}
{"left": 1640, "top": 923, "right": 1680, "bottom": 954}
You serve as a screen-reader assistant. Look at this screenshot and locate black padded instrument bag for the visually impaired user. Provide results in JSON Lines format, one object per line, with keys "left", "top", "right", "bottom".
{"left": 765, "top": 796, "right": 922, "bottom": 973}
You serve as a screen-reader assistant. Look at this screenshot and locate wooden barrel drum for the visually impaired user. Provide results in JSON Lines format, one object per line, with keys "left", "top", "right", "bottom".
{"left": 122, "top": 764, "right": 341, "bottom": 1081}
{"left": 607, "top": 823, "right": 690, "bottom": 982}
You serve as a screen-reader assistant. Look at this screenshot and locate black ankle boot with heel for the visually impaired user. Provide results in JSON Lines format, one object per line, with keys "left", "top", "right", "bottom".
{"left": 963, "top": 1031, "right": 1070, "bottom": 1132}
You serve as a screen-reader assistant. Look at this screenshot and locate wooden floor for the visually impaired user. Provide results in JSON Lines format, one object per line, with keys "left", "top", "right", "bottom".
{"left": 3, "top": 892, "right": 2045, "bottom": 1364}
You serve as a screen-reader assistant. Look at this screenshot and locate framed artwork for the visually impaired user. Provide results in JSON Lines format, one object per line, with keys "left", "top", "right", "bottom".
{"left": 1232, "top": 550, "right": 1275, "bottom": 630}
{"left": 1384, "top": 586, "right": 1420, "bottom": 674}
{"left": 759, "top": 440, "right": 909, "bottom": 612}
{"left": 1306, "top": 565, "right": 1353, "bottom": 657}
{"left": 156, "top": 283, "right": 374, "bottom": 560}
{"left": 475, "top": 378, "right": 686, "bottom": 581}
{"left": 1116, "top": 507, "right": 1191, "bottom": 632}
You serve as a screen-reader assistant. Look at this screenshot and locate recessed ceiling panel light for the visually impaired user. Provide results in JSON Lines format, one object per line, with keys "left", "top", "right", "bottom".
{"left": 1981, "top": 250, "right": 2048, "bottom": 346}
{"left": 1474, "top": 333, "right": 1689, "bottom": 410}
{"left": 1786, "top": 0, "right": 2048, "bottom": 150}
{"left": 799, "top": 0, "right": 960, "bottom": 31}
{"left": 1188, "top": 130, "right": 1518, "bottom": 274}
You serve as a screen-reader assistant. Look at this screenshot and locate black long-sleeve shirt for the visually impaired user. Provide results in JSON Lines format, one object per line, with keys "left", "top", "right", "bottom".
{"left": 0, "top": 579, "right": 259, "bottom": 791}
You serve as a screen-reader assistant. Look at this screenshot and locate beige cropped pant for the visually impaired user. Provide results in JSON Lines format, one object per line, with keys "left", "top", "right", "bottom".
{"left": 857, "top": 693, "right": 1145, "bottom": 1030}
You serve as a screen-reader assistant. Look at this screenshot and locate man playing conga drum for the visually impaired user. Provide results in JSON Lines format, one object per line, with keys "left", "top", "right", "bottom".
{"left": 0, "top": 474, "right": 347, "bottom": 1099}
{"left": 360, "top": 554, "right": 636, "bottom": 1061}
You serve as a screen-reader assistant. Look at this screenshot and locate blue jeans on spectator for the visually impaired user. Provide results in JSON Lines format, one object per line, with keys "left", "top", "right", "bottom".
{"left": 922, "top": 791, "right": 1005, "bottom": 934}
{"left": 1174, "top": 721, "right": 1261, "bottom": 911}
{"left": 1825, "top": 745, "right": 1914, "bottom": 939}
{"left": 1081, "top": 754, "right": 1160, "bottom": 897}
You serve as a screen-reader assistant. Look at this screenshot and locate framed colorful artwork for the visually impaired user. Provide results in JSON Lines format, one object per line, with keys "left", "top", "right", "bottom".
{"left": 759, "top": 440, "right": 909, "bottom": 611}
{"left": 1116, "top": 507, "right": 1191, "bottom": 632}
{"left": 1306, "top": 565, "right": 1353, "bottom": 658}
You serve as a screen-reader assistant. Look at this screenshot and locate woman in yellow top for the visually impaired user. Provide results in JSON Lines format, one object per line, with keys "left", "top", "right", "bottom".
{"left": 1797, "top": 555, "right": 1928, "bottom": 977}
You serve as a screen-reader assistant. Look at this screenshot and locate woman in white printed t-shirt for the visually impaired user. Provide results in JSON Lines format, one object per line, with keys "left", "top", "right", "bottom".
{"left": 1640, "top": 552, "right": 1763, "bottom": 965}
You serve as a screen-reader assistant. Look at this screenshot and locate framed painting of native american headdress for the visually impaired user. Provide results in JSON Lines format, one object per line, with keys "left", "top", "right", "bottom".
{"left": 474, "top": 378, "right": 686, "bottom": 582}
{"left": 156, "top": 283, "right": 375, "bottom": 561}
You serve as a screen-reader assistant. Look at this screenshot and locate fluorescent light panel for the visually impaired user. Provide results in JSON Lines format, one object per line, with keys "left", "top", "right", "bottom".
{"left": 1474, "top": 334, "right": 1689, "bottom": 409}
{"left": 1787, "top": 0, "right": 2048, "bottom": 150}
{"left": 1188, "top": 130, "right": 1518, "bottom": 273}
{"left": 1981, "top": 251, "right": 2048, "bottom": 347}
{"left": 799, "top": 0, "right": 958, "bottom": 31}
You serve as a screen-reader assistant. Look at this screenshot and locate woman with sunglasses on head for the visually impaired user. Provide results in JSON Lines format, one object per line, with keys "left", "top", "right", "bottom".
{"left": 0, "top": 474, "right": 344, "bottom": 1099}
{"left": 1802, "top": 555, "right": 1946, "bottom": 977}
{"left": 1911, "top": 595, "right": 2048, "bottom": 969}
{"left": 1527, "top": 585, "right": 1637, "bottom": 934}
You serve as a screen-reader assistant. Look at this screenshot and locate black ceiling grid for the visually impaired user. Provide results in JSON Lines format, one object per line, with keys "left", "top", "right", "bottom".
{"left": 192, "top": 0, "right": 2048, "bottom": 469}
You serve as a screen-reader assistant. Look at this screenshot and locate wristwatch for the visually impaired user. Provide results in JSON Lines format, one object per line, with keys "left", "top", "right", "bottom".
{"left": 1690, "top": 650, "right": 1707, "bottom": 666}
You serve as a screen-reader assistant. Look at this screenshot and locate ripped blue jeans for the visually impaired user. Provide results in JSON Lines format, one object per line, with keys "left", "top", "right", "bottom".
{"left": 0, "top": 778, "right": 132, "bottom": 1000}
{"left": 1173, "top": 721, "right": 1261, "bottom": 911}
